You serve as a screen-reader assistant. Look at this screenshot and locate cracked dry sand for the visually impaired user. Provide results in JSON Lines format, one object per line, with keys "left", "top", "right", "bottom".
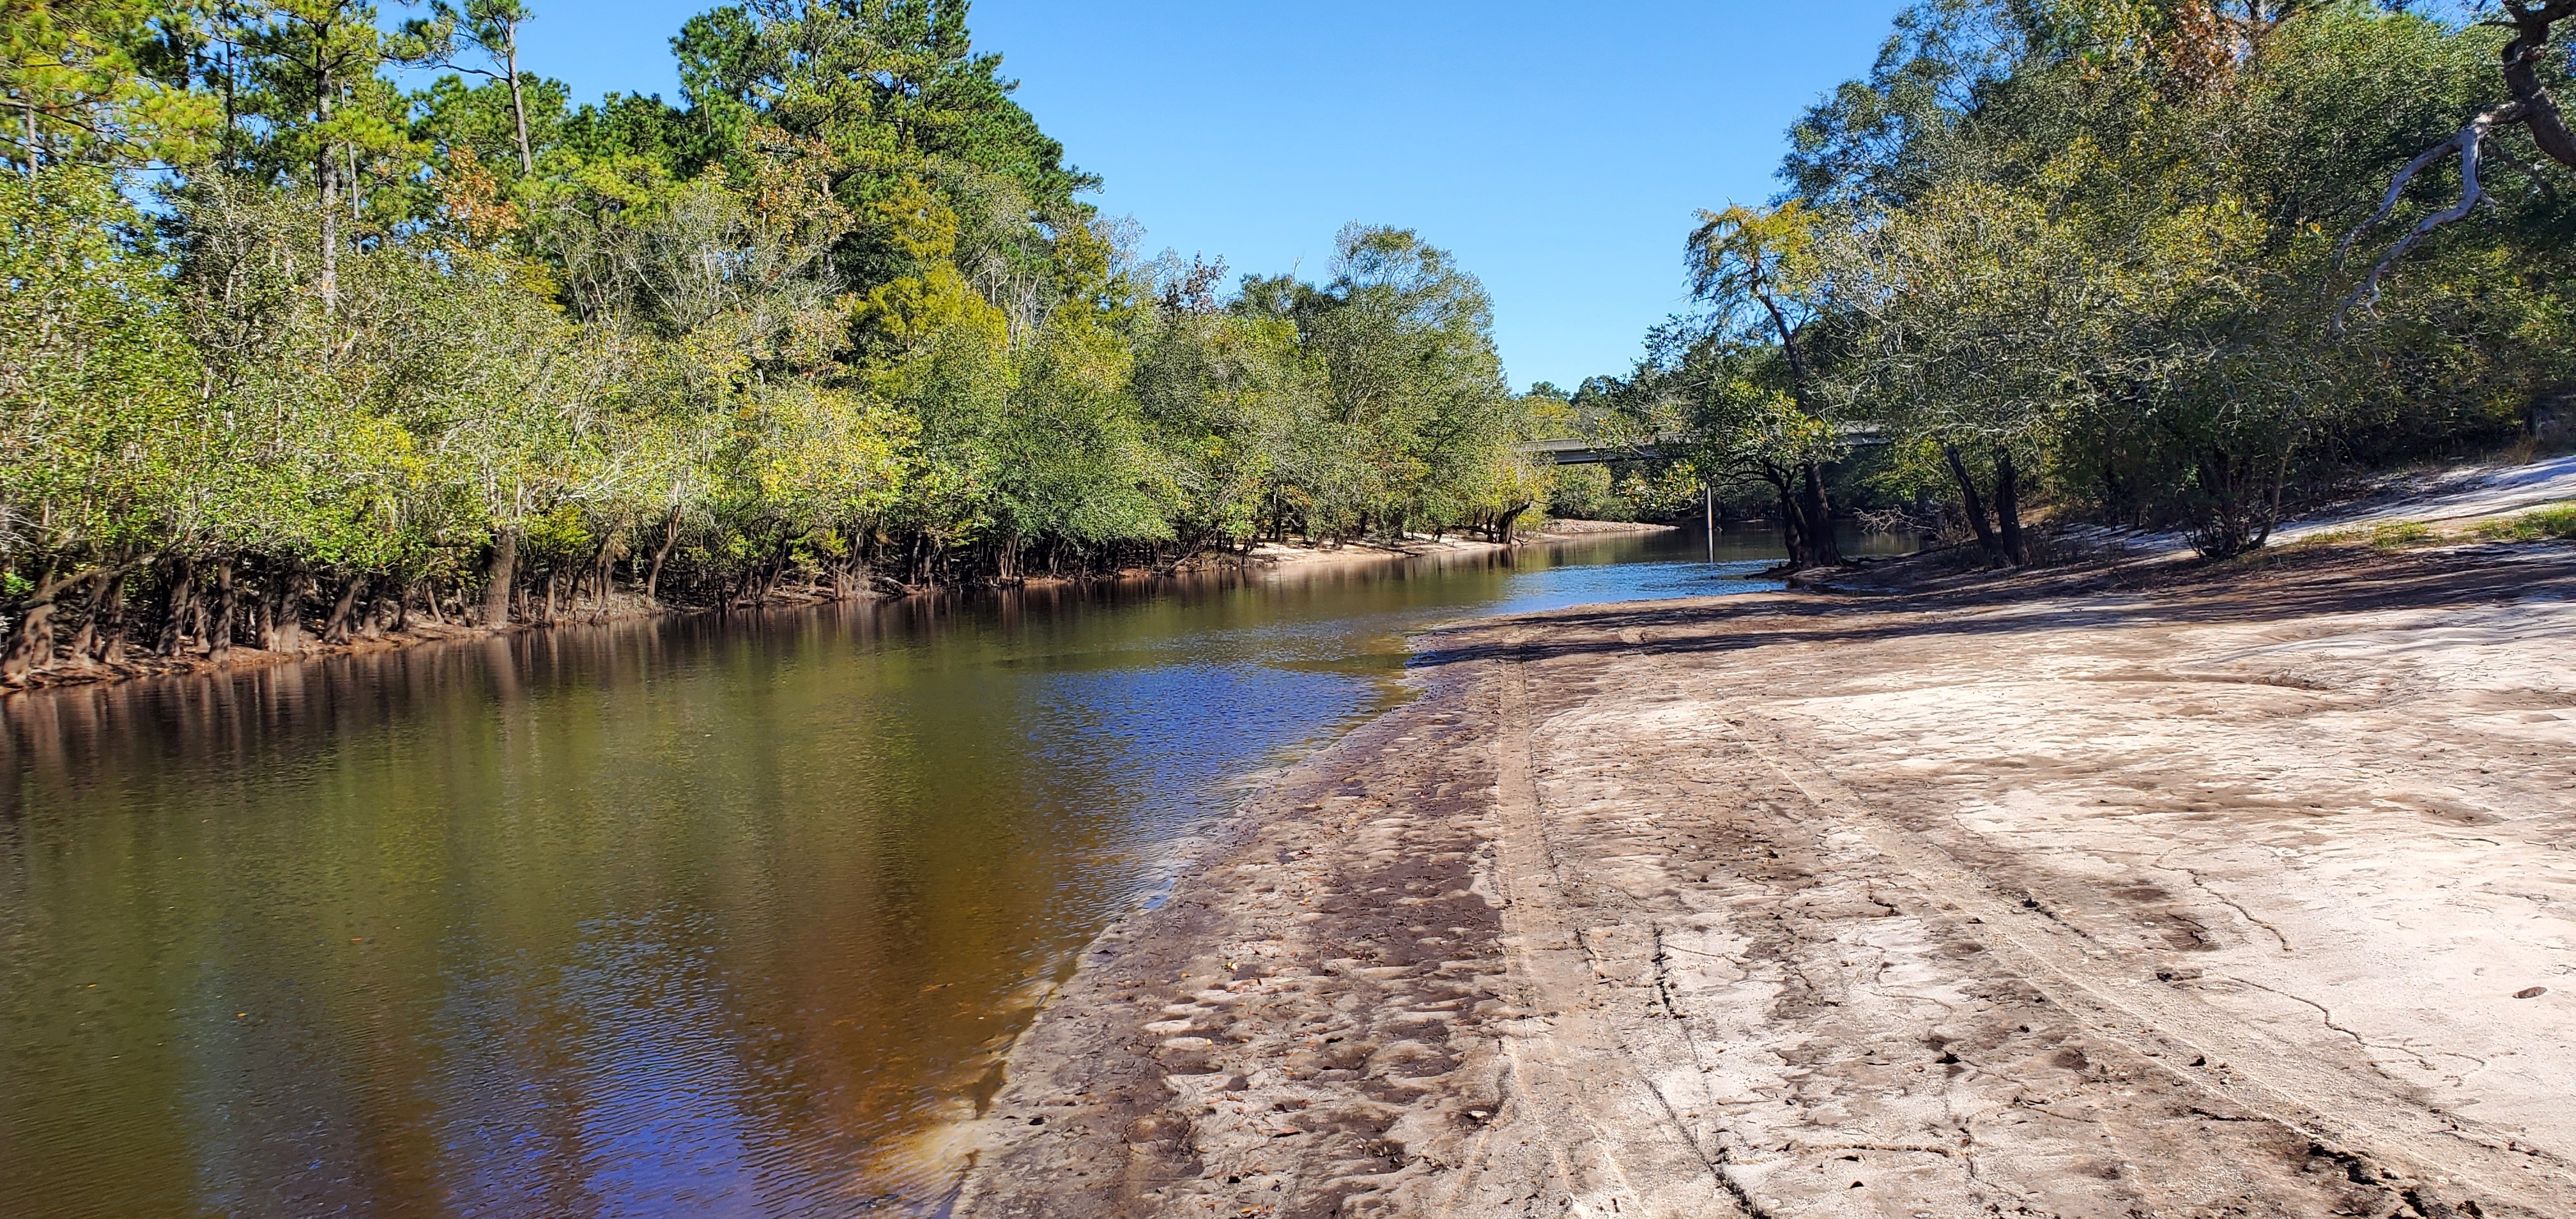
{"left": 956, "top": 546, "right": 2576, "bottom": 1218}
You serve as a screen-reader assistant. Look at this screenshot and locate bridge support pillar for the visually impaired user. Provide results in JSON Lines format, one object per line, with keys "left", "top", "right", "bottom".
{"left": 1705, "top": 483, "right": 1715, "bottom": 564}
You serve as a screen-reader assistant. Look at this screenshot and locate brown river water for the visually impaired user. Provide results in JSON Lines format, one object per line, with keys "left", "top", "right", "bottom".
{"left": 0, "top": 526, "right": 1906, "bottom": 1216}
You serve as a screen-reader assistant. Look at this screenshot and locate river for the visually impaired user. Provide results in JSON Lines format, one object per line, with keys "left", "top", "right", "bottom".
{"left": 0, "top": 526, "right": 1904, "bottom": 1216}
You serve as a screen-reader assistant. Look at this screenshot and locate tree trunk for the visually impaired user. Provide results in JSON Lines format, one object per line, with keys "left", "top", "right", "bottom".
{"left": 321, "top": 575, "right": 364, "bottom": 645}
{"left": 505, "top": 45, "right": 535, "bottom": 175}
{"left": 85, "top": 568, "right": 132, "bottom": 666}
{"left": 1992, "top": 447, "right": 2027, "bottom": 567}
{"left": 208, "top": 562, "right": 238, "bottom": 662}
{"left": 588, "top": 533, "right": 616, "bottom": 613}
{"left": 645, "top": 509, "right": 679, "bottom": 603}
{"left": 65, "top": 570, "right": 111, "bottom": 668}
{"left": 1799, "top": 461, "right": 1842, "bottom": 567}
{"left": 157, "top": 558, "right": 197, "bottom": 656}
{"left": 1, "top": 568, "right": 68, "bottom": 682}
{"left": 541, "top": 567, "right": 558, "bottom": 622}
{"left": 483, "top": 530, "right": 518, "bottom": 626}
{"left": 1942, "top": 443, "right": 2005, "bottom": 565}
{"left": 317, "top": 82, "right": 338, "bottom": 311}
{"left": 250, "top": 567, "right": 273, "bottom": 652}
{"left": 1768, "top": 471, "right": 1804, "bottom": 565}
{"left": 3, "top": 599, "right": 56, "bottom": 681}
{"left": 2497, "top": 8, "right": 2576, "bottom": 169}
{"left": 266, "top": 566, "right": 309, "bottom": 652}
{"left": 831, "top": 530, "right": 858, "bottom": 600}
{"left": 1755, "top": 292, "right": 1843, "bottom": 570}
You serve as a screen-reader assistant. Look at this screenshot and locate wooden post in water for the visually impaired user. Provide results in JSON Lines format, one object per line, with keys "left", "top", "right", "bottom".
{"left": 1704, "top": 482, "right": 1715, "bottom": 564}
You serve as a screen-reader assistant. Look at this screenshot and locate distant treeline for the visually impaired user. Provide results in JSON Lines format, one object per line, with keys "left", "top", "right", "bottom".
{"left": 3, "top": 0, "right": 1565, "bottom": 682}
{"left": 1577, "top": 0, "right": 2575, "bottom": 568}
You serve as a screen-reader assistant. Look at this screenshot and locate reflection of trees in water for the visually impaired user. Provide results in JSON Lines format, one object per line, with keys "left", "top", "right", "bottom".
{"left": 0, "top": 534, "right": 1800, "bottom": 1213}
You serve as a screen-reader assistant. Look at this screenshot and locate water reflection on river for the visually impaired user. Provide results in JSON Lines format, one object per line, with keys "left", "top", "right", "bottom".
{"left": 0, "top": 526, "right": 1903, "bottom": 1216}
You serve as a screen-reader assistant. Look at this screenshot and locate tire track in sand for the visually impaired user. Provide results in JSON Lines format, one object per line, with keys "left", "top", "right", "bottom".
{"left": 1448, "top": 631, "right": 1747, "bottom": 1218}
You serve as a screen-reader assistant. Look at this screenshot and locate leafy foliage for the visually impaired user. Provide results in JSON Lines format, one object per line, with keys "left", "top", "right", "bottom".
{"left": 1650, "top": 0, "right": 2574, "bottom": 564}
{"left": 1, "top": 0, "right": 1547, "bottom": 678}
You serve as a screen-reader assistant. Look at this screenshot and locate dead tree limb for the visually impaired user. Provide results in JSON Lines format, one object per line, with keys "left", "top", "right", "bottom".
{"left": 2336, "top": 109, "right": 2499, "bottom": 325}
{"left": 2335, "top": 1, "right": 2575, "bottom": 327}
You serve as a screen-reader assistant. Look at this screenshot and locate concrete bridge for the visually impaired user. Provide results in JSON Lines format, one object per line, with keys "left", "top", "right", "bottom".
{"left": 1519, "top": 426, "right": 1887, "bottom": 465}
{"left": 1517, "top": 434, "right": 1699, "bottom": 465}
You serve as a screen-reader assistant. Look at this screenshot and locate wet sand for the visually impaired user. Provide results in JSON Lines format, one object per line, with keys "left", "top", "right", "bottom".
{"left": 956, "top": 540, "right": 2576, "bottom": 1218}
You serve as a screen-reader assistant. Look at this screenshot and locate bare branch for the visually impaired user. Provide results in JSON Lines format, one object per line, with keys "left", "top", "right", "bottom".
{"left": 2333, "top": 118, "right": 2488, "bottom": 270}
{"left": 2337, "top": 112, "right": 2496, "bottom": 329}
{"left": 2331, "top": 1, "right": 2573, "bottom": 321}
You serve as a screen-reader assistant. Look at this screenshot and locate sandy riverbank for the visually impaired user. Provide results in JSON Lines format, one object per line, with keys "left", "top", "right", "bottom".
{"left": 956, "top": 537, "right": 2576, "bottom": 1217}
{"left": 1231, "top": 521, "right": 1679, "bottom": 572}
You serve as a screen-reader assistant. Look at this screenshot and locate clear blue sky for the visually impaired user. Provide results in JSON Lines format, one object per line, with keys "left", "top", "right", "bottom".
{"left": 486, "top": 1, "right": 1911, "bottom": 392}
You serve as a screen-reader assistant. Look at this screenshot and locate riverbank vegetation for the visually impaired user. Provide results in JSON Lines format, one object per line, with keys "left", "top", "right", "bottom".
{"left": 1585, "top": 0, "right": 2576, "bottom": 568}
{"left": 1, "top": 0, "right": 1560, "bottom": 682}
